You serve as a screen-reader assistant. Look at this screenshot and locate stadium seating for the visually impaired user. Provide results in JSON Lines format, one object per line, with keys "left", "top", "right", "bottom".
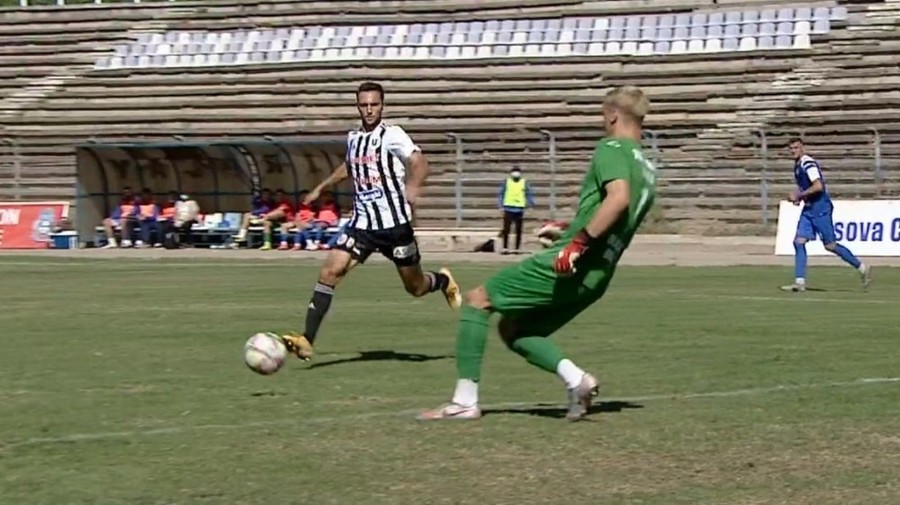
{"left": 95, "top": 7, "right": 848, "bottom": 68}
{"left": 1, "top": 0, "right": 899, "bottom": 235}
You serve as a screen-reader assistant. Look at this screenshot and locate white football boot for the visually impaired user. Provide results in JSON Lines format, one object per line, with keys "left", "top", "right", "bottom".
{"left": 780, "top": 281, "right": 806, "bottom": 292}
{"left": 566, "top": 373, "right": 599, "bottom": 422}
{"left": 417, "top": 402, "right": 482, "bottom": 421}
{"left": 860, "top": 264, "right": 873, "bottom": 291}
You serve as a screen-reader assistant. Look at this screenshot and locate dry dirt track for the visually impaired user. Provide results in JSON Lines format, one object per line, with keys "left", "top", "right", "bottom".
{"left": 4, "top": 235, "right": 900, "bottom": 267}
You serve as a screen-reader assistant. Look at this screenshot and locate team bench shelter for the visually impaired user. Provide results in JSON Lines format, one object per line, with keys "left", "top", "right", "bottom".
{"left": 75, "top": 138, "right": 350, "bottom": 248}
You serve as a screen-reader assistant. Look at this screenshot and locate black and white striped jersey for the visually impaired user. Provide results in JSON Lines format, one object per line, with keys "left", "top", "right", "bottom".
{"left": 345, "top": 121, "right": 419, "bottom": 230}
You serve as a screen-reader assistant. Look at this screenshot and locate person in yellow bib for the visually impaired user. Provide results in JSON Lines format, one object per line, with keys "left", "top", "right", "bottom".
{"left": 497, "top": 166, "right": 535, "bottom": 254}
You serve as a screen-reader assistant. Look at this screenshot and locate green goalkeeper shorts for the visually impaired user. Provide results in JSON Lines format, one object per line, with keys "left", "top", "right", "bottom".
{"left": 484, "top": 250, "right": 611, "bottom": 338}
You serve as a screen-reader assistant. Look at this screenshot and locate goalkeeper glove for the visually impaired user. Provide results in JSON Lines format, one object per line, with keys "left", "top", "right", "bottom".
{"left": 554, "top": 229, "right": 594, "bottom": 276}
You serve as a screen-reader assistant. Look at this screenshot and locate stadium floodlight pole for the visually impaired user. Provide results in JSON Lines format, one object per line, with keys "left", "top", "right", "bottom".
{"left": 539, "top": 129, "right": 557, "bottom": 220}
{"left": 868, "top": 127, "right": 883, "bottom": 194}
{"left": 446, "top": 132, "right": 463, "bottom": 227}
{"left": 757, "top": 129, "right": 769, "bottom": 227}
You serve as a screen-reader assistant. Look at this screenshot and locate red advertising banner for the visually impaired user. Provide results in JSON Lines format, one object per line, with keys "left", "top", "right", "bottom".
{"left": 0, "top": 201, "right": 70, "bottom": 249}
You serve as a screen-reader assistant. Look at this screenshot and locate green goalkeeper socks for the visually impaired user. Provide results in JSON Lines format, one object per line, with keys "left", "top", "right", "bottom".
{"left": 456, "top": 305, "right": 491, "bottom": 381}
{"left": 509, "top": 336, "right": 565, "bottom": 374}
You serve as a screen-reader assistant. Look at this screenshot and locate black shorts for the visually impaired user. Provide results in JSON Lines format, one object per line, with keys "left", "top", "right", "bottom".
{"left": 333, "top": 224, "right": 421, "bottom": 267}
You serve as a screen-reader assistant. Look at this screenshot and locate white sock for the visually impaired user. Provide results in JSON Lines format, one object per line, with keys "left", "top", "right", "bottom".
{"left": 858, "top": 263, "right": 867, "bottom": 273}
{"left": 795, "top": 277, "right": 806, "bottom": 285}
{"left": 451, "top": 379, "right": 479, "bottom": 407}
{"left": 556, "top": 359, "right": 586, "bottom": 389}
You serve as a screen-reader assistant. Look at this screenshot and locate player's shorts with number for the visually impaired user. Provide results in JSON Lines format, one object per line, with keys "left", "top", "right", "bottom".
{"left": 334, "top": 223, "right": 421, "bottom": 267}
{"left": 485, "top": 246, "right": 612, "bottom": 338}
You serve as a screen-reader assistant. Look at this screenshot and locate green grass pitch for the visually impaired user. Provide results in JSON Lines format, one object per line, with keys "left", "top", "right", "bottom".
{"left": 1, "top": 257, "right": 898, "bottom": 504}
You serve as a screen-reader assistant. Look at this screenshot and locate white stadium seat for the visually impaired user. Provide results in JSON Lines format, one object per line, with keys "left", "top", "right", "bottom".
{"left": 96, "top": 11, "right": 836, "bottom": 69}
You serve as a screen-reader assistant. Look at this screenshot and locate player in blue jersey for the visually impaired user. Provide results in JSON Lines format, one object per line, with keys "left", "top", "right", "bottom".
{"left": 781, "top": 138, "right": 872, "bottom": 292}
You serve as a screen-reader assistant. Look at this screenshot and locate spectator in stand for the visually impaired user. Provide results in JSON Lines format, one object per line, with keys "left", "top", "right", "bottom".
{"left": 261, "top": 188, "right": 295, "bottom": 250}
{"left": 280, "top": 190, "right": 315, "bottom": 250}
{"left": 136, "top": 187, "right": 161, "bottom": 248}
{"left": 306, "top": 191, "right": 342, "bottom": 250}
{"left": 102, "top": 186, "right": 138, "bottom": 248}
{"left": 233, "top": 188, "right": 275, "bottom": 244}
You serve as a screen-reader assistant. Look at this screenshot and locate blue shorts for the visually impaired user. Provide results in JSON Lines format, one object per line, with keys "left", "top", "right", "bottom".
{"left": 796, "top": 211, "right": 836, "bottom": 244}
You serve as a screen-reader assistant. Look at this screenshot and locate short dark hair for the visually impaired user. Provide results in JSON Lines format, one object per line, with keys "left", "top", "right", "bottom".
{"left": 357, "top": 81, "right": 384, "bottom": 101}
{"left": 788, "top": 137, "right": 804, "bottom": 145}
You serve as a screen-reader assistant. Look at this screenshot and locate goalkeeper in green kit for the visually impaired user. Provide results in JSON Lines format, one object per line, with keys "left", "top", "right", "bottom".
{"left": 419, "top": 86, "right": 657, "bottom": 422}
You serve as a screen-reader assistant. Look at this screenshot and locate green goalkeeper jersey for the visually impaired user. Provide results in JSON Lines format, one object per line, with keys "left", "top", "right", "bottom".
{"left": 553, "top": 136, "right": 657, "bottom": 288}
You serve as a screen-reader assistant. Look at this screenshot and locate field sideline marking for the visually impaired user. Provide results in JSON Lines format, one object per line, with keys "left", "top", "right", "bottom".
{"left": 669, "top": 292, "right": 893, "bottom": 305}
{"left": 3, "top": 376, "right": 897, "bottom": 451}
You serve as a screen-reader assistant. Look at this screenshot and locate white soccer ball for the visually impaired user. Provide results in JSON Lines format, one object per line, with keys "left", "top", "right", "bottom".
{"left": 174, "top": 199, "right": 200, "bottom": 227}
{"left": 244, "top": 332, "right": 287, "bottom": 375}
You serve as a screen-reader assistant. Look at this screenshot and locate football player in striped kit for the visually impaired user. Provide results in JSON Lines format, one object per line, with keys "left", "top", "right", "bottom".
{"left": 280, "top": 82, "right": 461, "bottom": 361}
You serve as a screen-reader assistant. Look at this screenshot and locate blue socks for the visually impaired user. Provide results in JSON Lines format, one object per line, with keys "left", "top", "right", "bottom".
{"left": 832, "top": 244, "right": 862, "bottom": 269}
{"left": 796, "top": 240, "right": 863, "bottom": 282}
{"left": 794, "top": 241, "right": 808, "bottom": 280}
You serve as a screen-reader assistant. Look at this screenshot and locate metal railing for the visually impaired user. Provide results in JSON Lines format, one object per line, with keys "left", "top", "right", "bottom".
{"left": 0, "top": 128, "right": 891, "bottom": 227}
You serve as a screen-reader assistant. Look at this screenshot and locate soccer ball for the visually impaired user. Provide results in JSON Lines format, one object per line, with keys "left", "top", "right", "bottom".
{"left": 244, "top": 332, "right": 287, "bottom": 375}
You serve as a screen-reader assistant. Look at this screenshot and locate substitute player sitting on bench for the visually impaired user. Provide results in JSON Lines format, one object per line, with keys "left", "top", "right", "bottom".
{"left": 260, "top": 189, "right": 295, "bottom": 250}
{"left": 279, "top": 190, "right": 316, "bottom": 250}
{"left": 233, "top": 188, "right": 275, "bottom": 244}
{"left": 303, "top": 191, "right": 341, "bottom": 250}
{"left": 101, "top": 186, "right": 138, "bottom": 248}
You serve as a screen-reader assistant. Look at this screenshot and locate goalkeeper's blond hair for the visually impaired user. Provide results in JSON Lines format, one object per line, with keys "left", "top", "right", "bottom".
{"left": 604, "top": 86, "right": 650, "bottom": 124}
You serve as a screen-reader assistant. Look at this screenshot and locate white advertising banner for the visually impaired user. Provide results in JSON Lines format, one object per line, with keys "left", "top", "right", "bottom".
{"left": 775, "top": 200, "right": 900, "bottom": 256}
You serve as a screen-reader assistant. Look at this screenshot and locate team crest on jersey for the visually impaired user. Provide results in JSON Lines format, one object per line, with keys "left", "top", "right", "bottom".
{"left": 370, "top": 137, "right": 380, "bottom": 148}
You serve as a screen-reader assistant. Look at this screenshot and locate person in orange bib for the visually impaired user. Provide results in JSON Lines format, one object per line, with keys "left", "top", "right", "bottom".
{"left": 283, "top": 189, "right": 316, "bottom": 251}
{"left": 261, "top": 189, "right": 294, "bottom": 250}
{"left": 101, "top": 186, "right": 138, "bottom": 248}
{"left": 136, "top": 187, "right": 161, "bottom": 248}
{"left": 307, "top": 191, "right": 342, "bottom": 250}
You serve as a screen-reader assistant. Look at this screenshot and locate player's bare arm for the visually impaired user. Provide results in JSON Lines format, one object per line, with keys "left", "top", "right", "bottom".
{"left": 794, "top": 179, "right": 823, "bottom": 201}
{"left": 404, "top": 151, "right": 429, "bottom": 205}
{"left": 555, "top": 178, "right": 631, "bottom": 276}
{"left": 584, "top": 179, "right": 631, "bottom": 238}
{"left": 306, "top": 163, "right": 348, "bottom": 204}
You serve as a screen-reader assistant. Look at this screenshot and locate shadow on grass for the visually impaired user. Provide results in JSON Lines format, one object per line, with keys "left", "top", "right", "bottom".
{"left": 484, "top": 401, "right": 644, "bottom": 419}
{"left": 306, "top": 350, "right": 453, "bottom": 370}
